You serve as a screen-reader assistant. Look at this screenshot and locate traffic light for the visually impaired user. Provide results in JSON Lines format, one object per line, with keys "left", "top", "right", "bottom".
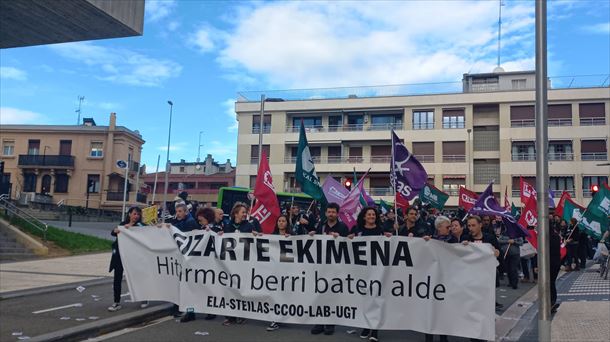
{"left": 344, "top": 178, "right": 352, "bottom": 190}
{"left": 591, "top": 184, "right": 600, "bottom": 196}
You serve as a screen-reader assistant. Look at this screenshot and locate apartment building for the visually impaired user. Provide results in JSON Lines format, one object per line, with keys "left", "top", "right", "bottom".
{"left": 0, "top": 113, "right": 146, "bottom": 210}
{"left": 141, "top": 154, "right": 235, "bottom": 205}
{"left": 234, "top": 70, "right": 609, "bottom": 208}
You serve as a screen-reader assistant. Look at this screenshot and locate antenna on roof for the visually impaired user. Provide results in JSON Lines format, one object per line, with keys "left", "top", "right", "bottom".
{"left": 497, "top": 0, "right": 504, "bottom": 68}
{"left": 76, "top": 96, "right": 85, "bottom": 125}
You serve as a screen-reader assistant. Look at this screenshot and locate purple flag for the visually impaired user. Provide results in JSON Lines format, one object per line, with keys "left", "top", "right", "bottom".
{"left": 360, "top": 182, "right": 376, "bottom": 206}
{"left": 339, "top": 178, "right": 365, "bottom": 230}
{"left": 391, "top": 130, "right": 428, "bottom": 200}
{"left": 322, "top": 176, "right": 349, "bottom": 206}
{"left": 548, "top": 188, "right": 556, "bottom": 209}
{"left": 470, "top": 183, "right": 530, "bottom": 238}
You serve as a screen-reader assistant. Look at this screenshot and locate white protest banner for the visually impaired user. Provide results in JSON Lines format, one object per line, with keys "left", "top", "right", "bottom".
{"left": 119, "top": 226, "right": 497, "bottom": 340}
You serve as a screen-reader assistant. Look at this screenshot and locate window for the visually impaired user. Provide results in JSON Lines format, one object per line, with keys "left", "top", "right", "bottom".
{"left": 54, "top": 174, "right": 69, "bottom": 193}
{"left": 583, "top": 176, "right": 608, "bottom": 197}
{"left": 581, "top": 140, "right": 607, "bottom": 161}
{"left": 413, "top": 110, "right": 434, "bottom": 130}
{"left": 292, "top": 116, "right": 322, "bottom": 131}
{"left": 90, "top": 142, "right": 103, "bottom": 157}
{"left": 179, "top": 166, "right": 185, "bottom": 173}
{"left": 59, "top": 140, "right": 72, "bottom": 155}
{"left": 348, "top": 146, "right": 362, "bottom": 162}
{"left": 369, "top": 113, "right": 403, "bottom": 130}
{"left": 442, "top": 109, "right": 465, "bottom": 129}
{"left": 511, "top": 79, "right": 527, "bottom": 90}
{"left": 87, "top": 175, "right": 100, "bottom": 193}
{"left": 512, "top": 142, "right": 536, "bottom": 161}
{"left": 27, "top": 140, "right": 40, "bottom": 155}
{"left": 1, "top": 173, "right": 10, "bottom": 185}
{"left": 327, "top": 146, "right": 342, "bottom": 163}
{"left": 549, "top": 141, "right": 573, "bottom": 160}
{"left": 412, "top": 142, "right": 435, "bottom": 162}
{"left": 249, "top": 176, "right": 257, "bottom": 189}
{"left": 328, "top": 115, "right": 342, "bottom": 131}
{"left": 579, "top": 103, "right": 605, "bottom": 125}
{"left": 250, "top": 145, "right": 270, "bottom": 164}
{"left": 371, "top": 146, "right": 391, "bottom": 163}
{"left": 443, "top": 177, "right": 465, "bottom": 195}
{"left": 347, "top": 114, "right": 364, "bottom": 130}
{"left": 2, "top": 140, "right": 14, "bottom": 156}
{"left": 23, "top": 173, "right": 37, "bottom": 192}
{"left": 548, "top": 104, "right": 572, "bottom": 126}
{"left": 550, "top": 176, "right": 574, "bottom": 196}
{"left": 252, "top": 114, "right": 271, "bottom": 133}
{"left": 512, "top": 176, "right": 536, "bottom": 197}
{"left": 510, "top": 105, "right": 535, "bottom": 127}
{"left": 442, "top": 142, "right": 466, "bottom": 162}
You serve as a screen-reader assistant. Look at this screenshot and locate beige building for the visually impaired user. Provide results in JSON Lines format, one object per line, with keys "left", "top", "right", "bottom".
{"left": 0, "top": 113, "right": 146, "bottom": 210}
{"left": 234, "top": 70, "right": 609, "bottom": 208}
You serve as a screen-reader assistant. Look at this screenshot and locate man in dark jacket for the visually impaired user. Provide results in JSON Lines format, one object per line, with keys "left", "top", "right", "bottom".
{"left": 170, "top": 203, "right": 199, "bottom": 232}
{"left": 549, "top": 221, "right": 562, "bottom": 312}
{"left": 313, "top": 203, "right": 349, "bottom": 237}
{"left": 397, "top": 206, "right": 432, "bottom": 237}
{"left": 289, "top": 204, "right": 315, "bottom": 235}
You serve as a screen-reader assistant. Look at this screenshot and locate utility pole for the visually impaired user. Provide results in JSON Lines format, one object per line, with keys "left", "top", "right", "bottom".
{"left": 162, "top": 101, "right": 173, "bottom": 223}
{"left": 76, "top": 96, "right": 85, "bottom": 125}
{"left": 535, "top": 1, "right": 551, "bottom": 341}
{"left": 197, "top": 131, "right": 204, "bottom": 163}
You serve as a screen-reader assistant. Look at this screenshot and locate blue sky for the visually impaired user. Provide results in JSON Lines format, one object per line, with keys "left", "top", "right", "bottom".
{"left": 1, "top": 0, "right": 608, "bottom": 171}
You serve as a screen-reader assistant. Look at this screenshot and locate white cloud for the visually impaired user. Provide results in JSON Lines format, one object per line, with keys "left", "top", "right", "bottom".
{"left": 207, "top": 140, "right": 236, "bottom": 163}
{"left": 97, "top": 102, "right": 122, "bottom": 110}
{"left": 191, "top": 28, "right": 215, "bottom": 53}
{"left": 582, "top": 22, "right": 610, "bottom": 34}
{"left": 0, "top": 66, "right": 27, "bottom": 81}
{"left": 158, "top": 141, "right": 187, "bottom": 152}
{"left": 223, "top": 99, "right": 238, "bottom": 132}
{"left": 145, "top": 0, "right": 176, "bottom": 22}
{"left": 0, "top": 107, "right": 43, "bottom": 124}
{"left": 211, "top": 1, "right": 537, "bottom": 88}
{"left": 49, "top": 42, "right": 182, "bottom": 87}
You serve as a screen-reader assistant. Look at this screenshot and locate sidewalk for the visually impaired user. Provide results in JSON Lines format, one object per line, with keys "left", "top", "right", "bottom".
{"left": 0, "top": 252, "right": 112, "bottom": 294}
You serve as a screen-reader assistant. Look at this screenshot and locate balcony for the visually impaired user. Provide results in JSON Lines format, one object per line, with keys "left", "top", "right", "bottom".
{"left": 442, "top": 122, "right": 466, "bottom": 129}
{"left": 136, "top": 192, "right": 147, "bottom": 203}
{"left": 512, "top": 153, "right": 536, "bottom": 161}
{"left": 367, "top": 123, "right": 403, "bottom": 131}
{"left": 283, "top": 156, "right": 322, "bottom": 164}
{"left": 368, "top": 187, "right": 392, "bottom": 196}
{"left": 582, "top": 153, "right": 608, "bottom": 161}
{"left": 552, "top": 189, "right": 575, "bottom": 197}
{"left": 130, "top": 161, "right": 140, "bottom": 173}
{"left": 510, "top": 119, "right": 535, "bottom": 127}
{"left": 18, "top": 155, "right": 75, "bottom": 168}
{"left": 370, "top": 155, "right": 392, "bottom": 163}
{"left": 583, "top": 189, "right": 593, "bottom": 197}
{"left": 548, "top": 153, "right": 574, "bottom": 161}
{"left": 444, "top": 189, "right": 460, "bottom": 196}
{"left": 252, "top": 125, "right": 271, "bottom": 134}
{"left": 548, "top": 118, "right": 572, "bottom": 126}
{"left": 106, "top": 191, "right": 128, "bottom": 201}
{"left": 442, "top": 155, "right": 466, "bottom": 162}
{"left": 285, "top": 124, "right": 365, "bottom": 133}
{"left": 512, "top": 190, "right": 520, "bottom": 197}
{"left": 415, "top": 155, "right": 435, "bottom": 163}
{"left": 412, "top": 123, "right": 434, "bottom": 130}
{"left": 579, "top": 117, "right": 606, "bottom": 126}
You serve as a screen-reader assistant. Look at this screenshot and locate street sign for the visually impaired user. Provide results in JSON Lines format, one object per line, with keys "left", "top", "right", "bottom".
{"left": 116, "top": 160, "right": 128, "bottom": 169}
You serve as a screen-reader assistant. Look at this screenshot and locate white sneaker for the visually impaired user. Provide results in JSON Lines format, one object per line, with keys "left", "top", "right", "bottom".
{"left": 266, "top": 322, "right": 280, "bottom": 331}
{"left": 108, "top": 303, "right": 122, "bottom": 312}
{"left": 140, "top": 301, "right": 149, "bottom": 309}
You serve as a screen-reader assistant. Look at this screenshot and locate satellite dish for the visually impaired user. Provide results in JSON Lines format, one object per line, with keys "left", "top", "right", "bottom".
{"left": 195, "top": 164, "right": 202, "bottom": 170}
{"left": 493, "top": 66, "right": 505, "bottom": 73}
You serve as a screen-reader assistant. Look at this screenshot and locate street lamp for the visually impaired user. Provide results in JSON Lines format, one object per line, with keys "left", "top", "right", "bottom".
{"left": 162, "top": 100, "right": 173, "bottom": 223}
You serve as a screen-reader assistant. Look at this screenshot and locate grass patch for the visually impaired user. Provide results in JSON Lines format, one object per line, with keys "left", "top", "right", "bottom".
{"left": 1, "top": 213, "right": 112, "bottom": 254}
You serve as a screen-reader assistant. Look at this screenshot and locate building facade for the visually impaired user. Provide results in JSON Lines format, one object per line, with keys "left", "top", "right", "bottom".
{"left": 141, "top": 154, "right": 235, "bottom": 206}
{"left": 234, "top": 70, "right": 609, "bottom": 208}
{"left": 0, "top": 113, "right": 146, "bottom": 210}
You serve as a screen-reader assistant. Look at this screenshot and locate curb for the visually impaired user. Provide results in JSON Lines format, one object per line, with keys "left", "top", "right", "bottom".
{"left": 0, "top": 277, "right": 113, "bottom": 300}
{"left": 28, "top": 303, "right": 174, "bottom": 342}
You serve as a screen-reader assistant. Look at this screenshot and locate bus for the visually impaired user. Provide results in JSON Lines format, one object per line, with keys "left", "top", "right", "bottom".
{"left": 217, "top": 187, "right": 314, "bottom": 214}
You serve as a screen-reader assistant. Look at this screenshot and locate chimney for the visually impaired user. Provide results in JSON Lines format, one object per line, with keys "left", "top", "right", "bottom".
{"left": 109, "top": 112, "right": 117, "bottom": 130}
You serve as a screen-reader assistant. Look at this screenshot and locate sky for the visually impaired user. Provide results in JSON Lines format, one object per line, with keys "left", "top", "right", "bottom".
{"left": 1, "top": 0, "right": 608, "bottom": 171}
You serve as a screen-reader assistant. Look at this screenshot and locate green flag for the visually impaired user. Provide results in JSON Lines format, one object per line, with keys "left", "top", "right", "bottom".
{"left": 418, "top": 183, "right": 449, "bottom": 210}
{"left": 578, "top": 210, "right": 608, "bottom": 240}
{"left": 587, "top": 184, "right": 610, "bottom": 218}
{"left": 562, "top": 198, "right": 585, "bottom": 222}
{"left": 380, "top": 199, "right": 392, "bottom": 214}
{"left": 511, "top": 202, "right": 520, "bottom": 218}
{"left": 295, "top": 123, "right": 326, "bottom": 203}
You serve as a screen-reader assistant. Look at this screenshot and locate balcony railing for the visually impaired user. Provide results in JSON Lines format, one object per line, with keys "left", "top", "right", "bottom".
{"left": 552, "top": 189, "right": 575, "bottom": 197}
{"left": 510, "top": 119, "right": 535, "bottom": 127}
{"left": 18, "top": 155, "right": 75, "bottom": 168}
{"left": 412, "top": 123, "right": 434, "bottom": 130}
{"left": 512, "top": 153, "right": 536, "bottom": 161}
{"left": 367, "top": 123, "right": 403, "bottom": 131}
{"left": 442, "top": 155, "right": 466, "bottom": 162}
{"left": 582, "top": 152, "right": 608, "bottom": 161}
{"left": 512, "top": 190, "right": 520, "bottom": 197}
{"left": 444, "top": 189, "right": 460, "bottom": 196}
{"left": 285, "top": 124, "right": 366, "bottom": 133}
{"left": 368, "top": 187, "right": 393, "bottom": 196}
{"left": 252, "top": 125, "right": 271, "bottom": 134}
{"left": 583, "top": 189, "right": 592, "bottom": 197}
{"left": 370, "top": 155, "right": 392, "bottom": 163}
{"left": 285, "top": 125, "right": 325, "bottom": 133}
{"left": 442, "top": 122, "right": 466, "bottom": 129}
{"left": 579, "top": 117, "right": 606, "bottom": 126}
{"left": 415, "top": 155, "right": 435, "bottom": 163}
{"left": 548, "top": 152, "right": 574, "bottom": 161}
{"left": 548, "top": 118, "right": 572, "bottom": 126}
{"left": 106, "top": 191, "right": 128, "bottom": 201}
{"left": 283, "top": 156, "right": 322, "bottom": 164}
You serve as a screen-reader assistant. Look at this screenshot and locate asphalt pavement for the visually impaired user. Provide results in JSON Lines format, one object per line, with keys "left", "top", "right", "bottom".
{"left": 46, "top": 220, "right": 116, "bottom": 240}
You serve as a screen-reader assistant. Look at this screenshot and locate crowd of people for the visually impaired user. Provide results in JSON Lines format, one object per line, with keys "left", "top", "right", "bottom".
{"left": 107, "top": 195, "right": 605, "bottom": 342}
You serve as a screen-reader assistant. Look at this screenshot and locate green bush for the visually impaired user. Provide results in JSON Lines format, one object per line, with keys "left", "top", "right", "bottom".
{"left": 2, "top": 213, "right": 112, "bottom": 254}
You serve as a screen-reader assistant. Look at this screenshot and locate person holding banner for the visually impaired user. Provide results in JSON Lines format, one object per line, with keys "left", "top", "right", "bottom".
{"left": 171, "top": 203, "right": 199, "bottom": 232}
{"left": 397, "top": 206, "right": 431, "bottom": 237}
{"left": 313, "top": 202, "right": 350, "bottom": 237}
{"left": 355, "top": 207, "right": 391, "bottom": 342}
{"left": 267, "top": 215, "right": 291, "bottom": 332}
{"left": 450, "top": 218, "right": 470, "bottom": 243}
{"left": 108, "top": 206, "right": 146, "bottom": 312}
{"left": 196, "top": 207, "right": 222, "bottom": 233}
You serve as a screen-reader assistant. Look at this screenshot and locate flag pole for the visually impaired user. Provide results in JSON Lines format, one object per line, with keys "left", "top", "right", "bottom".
{"left": 535, "top": 1, "right": 551, "bottom": 340}
{"left": 391, "top": 130, "right": 399, "bottom": 233}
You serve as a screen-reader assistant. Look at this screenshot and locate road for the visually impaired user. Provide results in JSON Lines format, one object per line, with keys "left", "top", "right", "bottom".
{"left": 46, "top": 220, "right": 116, "bottom": 240}
{"left": 0, "top": 280, "right": 160, "bottom": 342}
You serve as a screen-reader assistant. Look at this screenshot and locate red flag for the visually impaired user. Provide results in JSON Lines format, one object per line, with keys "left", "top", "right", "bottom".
{"left": 526, "top": 228, "right": 538, "bottom": 250}
{"left": 518, "top": 196, "right": 538, "bottom": 229}
{"left": 252, "top": 151, "right": 280, "bottom": 234}
{"left": 395, "top": 192, "right": 410, "bottom": 212}
{"left": 458, "top": 186, "right": 478, "bottom": 211}
{"left": 520, "top": 177, "right": 537, "bottom": 205}
{"left": 504, "top": 186, "right": 511, "bottom": 211}
{"left": 554, "top": 191, "right": 572, "bottom": 217}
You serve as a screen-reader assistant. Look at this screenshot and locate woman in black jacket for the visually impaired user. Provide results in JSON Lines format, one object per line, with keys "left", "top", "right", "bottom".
{"left": 108, "top": 206, "right": 145, "bottom": 312}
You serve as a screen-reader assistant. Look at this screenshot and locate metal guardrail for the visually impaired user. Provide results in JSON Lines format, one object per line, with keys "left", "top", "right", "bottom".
{"left": 0, "top": 194, "right": 48, "bottom": 240}
{"left": 579, "top": 117, "right": 606, "bottom": 126}
{"left": 582, "top": 152, "right": 608, "bottom": 161}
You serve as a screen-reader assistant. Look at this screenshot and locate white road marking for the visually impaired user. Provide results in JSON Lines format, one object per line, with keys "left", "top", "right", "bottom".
{"left": 32, "top": 303, "right": 82, "bottom": 314}
{"left": 86, "top": 316, "right": 173, "bottom": 341}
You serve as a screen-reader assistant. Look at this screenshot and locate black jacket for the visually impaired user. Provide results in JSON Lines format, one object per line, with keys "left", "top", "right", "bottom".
{"left": 468, "top": 232, "right": 500, "bottom": 250}
{"left": 397, "top": 220, "right": 431, "bottom": 237}
{"left": 170, "top": 214, "right": 199, "bottom": 232}
{"left": 109, "top": 220, "right": 143, "bottom": 272}
{"left": 316, "top": 220, "right": 349, "bottom": 237}
{"left": 224, "top": 219, "right": 259, "bottom": 233}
